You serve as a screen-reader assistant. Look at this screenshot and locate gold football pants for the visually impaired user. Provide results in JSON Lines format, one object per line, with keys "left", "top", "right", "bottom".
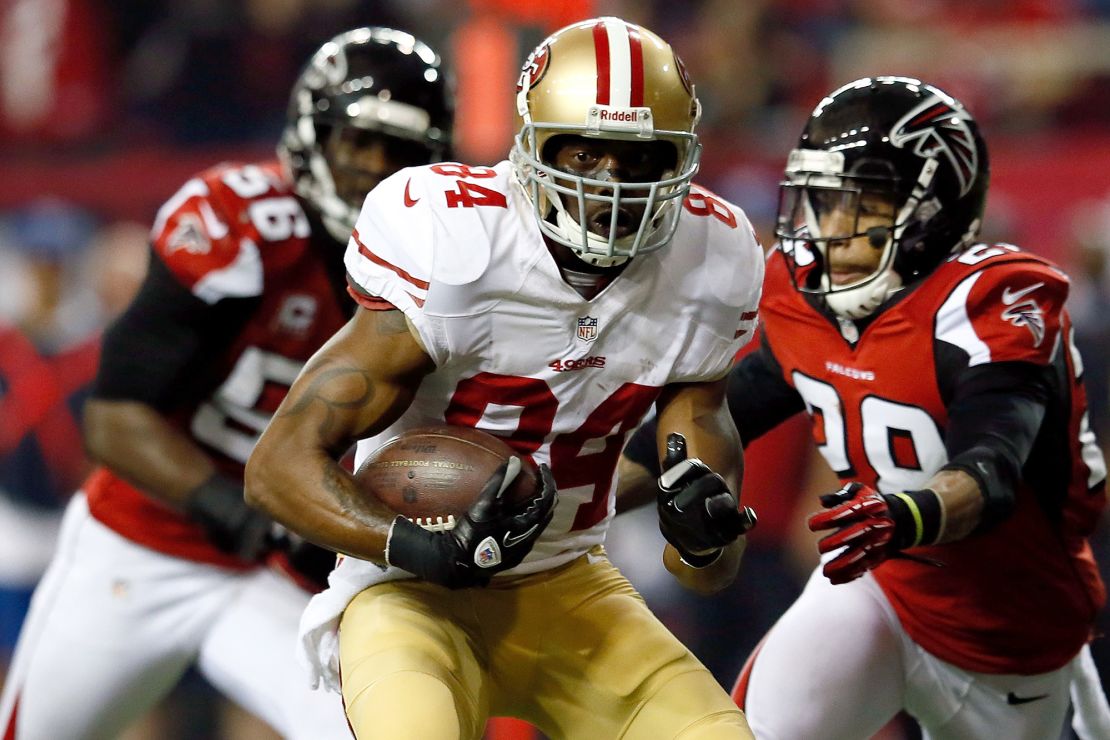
{"left": 339, "top": 547, "right": 752, "bottom": 739}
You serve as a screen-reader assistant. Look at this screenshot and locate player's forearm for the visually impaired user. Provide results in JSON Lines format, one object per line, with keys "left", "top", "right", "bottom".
{"left": 655, "top": 380, "right": 743, "bottom": 490}
{"left": 245, "top": 443, "right": 391, "bottom": 562}
{"left": 83, "top": 398, "right": 216, "bottom": 505}
{"left": 245, "top": 350, "right": 418, "bottom": 562}
{"left": 663, "top": 538, "right": 745, "bottom": 594}
{"left": 922, "top": 468, "right": 984, "bottom": 543}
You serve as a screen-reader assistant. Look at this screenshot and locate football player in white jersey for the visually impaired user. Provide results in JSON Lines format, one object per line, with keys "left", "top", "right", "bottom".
{"left": 246, "top": 16, "right": 764, "bottom": 740}
{"left": 0, "top": 28, "right": 453, "bottom": 740}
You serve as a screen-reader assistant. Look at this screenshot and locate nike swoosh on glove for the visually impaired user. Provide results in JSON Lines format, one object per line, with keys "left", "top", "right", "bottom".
{"left": 385, "top": 458, "right": 558, "bottom": 589}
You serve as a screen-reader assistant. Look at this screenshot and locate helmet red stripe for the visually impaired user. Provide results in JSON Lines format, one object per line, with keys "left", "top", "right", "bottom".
{"left": 592, "top": 20, "right": 611, "bottom": 105}
{"left": 627, "top": 25, "right": 644, "bottom": 107}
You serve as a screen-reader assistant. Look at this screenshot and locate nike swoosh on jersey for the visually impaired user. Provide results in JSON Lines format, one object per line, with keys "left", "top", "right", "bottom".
{"left": 403, "top": 178, "right": 420, "bottom": 208}
{"left": 198, "top": 201, "right": 229, "bottom": 239}
{"left": 1001, "top": 282, "right": 1044, "bottom": 305}
{"left": 503, "top": 523, "right": 540, "bottom": 548}
{"left": 1006, "top": 691, "right": 1049, "bottom": 705}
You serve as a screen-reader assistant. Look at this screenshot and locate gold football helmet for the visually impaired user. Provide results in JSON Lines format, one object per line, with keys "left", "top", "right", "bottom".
{"left": 511, "top": 17, "right": 701, "bottom": 266}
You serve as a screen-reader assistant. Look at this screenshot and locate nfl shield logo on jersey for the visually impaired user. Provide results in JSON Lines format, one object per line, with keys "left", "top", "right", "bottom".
{"left": 473, "top": 537, "right": 502, "bottom": 568}
{"left": 576, "top": 316, "right": 599, "bottom": 343}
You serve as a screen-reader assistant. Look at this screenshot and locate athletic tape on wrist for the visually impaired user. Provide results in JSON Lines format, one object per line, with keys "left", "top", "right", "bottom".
{"left": 384, "top": 516, "right": 400, "bottom": 567}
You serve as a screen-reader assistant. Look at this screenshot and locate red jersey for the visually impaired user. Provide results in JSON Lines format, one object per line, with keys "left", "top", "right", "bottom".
{"left": 84, "top": 161, "right": 351, "bottom": 568}
{"left": 760, "top": 242, "right": 1107, "bottom": 674}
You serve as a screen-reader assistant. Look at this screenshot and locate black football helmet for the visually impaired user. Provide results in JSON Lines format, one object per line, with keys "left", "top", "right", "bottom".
{"left": 279, "top": 27, "right": 455, "bottom": 242}
{"left": 776, "top": 76, "right": 989, "bottom": 318}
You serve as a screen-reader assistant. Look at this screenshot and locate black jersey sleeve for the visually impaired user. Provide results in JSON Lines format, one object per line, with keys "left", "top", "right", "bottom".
{"left": 941, "top": 360, "right": 1052, "bottom": 530}
{"left": 93, "top": 249, "right": 259, "bottom": 411}
{"left": 726, "top": 332, "right": 807, "bottom": 443}
{"left": 623, "top": 332, "right": 805, "bottom": 477}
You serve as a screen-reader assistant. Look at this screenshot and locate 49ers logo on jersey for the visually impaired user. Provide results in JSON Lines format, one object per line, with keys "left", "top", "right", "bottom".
{"left": 550, "top": 356, "right": 606, "bottom": 372}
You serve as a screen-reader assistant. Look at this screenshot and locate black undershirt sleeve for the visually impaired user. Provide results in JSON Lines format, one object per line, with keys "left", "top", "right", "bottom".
{"left": 940, "top": 360, "right": 1052, "bottom": 530}
{"left": 93, "top": 249, "right": 260, "bottom": 411}
{"left": 623, "top": 332, "right": 805, "bottom": 477}
{"left": 725, "top": 332, "right": 807, "bottom": 444}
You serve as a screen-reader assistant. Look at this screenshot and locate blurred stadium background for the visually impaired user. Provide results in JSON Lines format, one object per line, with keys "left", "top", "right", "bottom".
{"left": 2, "top": 0, "right": 1109, "bottom": 738}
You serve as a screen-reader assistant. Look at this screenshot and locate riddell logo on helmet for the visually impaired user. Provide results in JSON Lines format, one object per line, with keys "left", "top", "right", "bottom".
{"left": 599, "top": 109, "right": 637, "bottom": 122}
{"left": 586, "top": 106, "right": 653, "bottom": 136}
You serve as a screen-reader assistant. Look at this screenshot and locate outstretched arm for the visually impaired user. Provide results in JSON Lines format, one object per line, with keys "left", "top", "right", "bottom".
{"left": 245, "top": 307, "right": 434, "bottom": 563}
{"left": 808, "top": 360, "right": 1050, "bottom": 585}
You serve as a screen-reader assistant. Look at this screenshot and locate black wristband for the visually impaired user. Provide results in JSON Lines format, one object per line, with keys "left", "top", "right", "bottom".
{"left": 185, "top": 473, "right": 247, "bottom": 523}
{"left": 882, "top": 489, "right": 943, "bottom": 549}
{"left": 184, "top": 472, "right": 273, "bottom": 558}
{"left": 385, "top": 516, "right": 452, "bottom": 584}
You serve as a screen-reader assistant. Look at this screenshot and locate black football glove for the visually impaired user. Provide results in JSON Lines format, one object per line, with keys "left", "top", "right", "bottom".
{"left": 385, "top": 458, "right": 558, "bottom": 589}
{"left": 657, "top": 433, "right": 756, "bottom": 567}
{"left": 185, "top": 473, "right": 282, "bottom": 562}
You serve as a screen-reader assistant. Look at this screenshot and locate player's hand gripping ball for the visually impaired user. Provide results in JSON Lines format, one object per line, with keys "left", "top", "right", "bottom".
{"left": 356, "top": 425, "right": 558, "bottom": 589}
{"left": 354, "top": 425, "right": 541, "bottom": 527}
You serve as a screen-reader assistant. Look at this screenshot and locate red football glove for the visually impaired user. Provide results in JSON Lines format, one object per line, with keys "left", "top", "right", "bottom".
{"left": 807, "top": 482, "right": 943, "bottom": 585}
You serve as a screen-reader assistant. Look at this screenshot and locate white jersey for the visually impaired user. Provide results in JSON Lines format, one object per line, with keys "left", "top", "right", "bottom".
{"left": 347, "top": 160, "right": 762, "bottom": 571}
{"left": 301, "top": 161, "right": 762, "bottom": 688}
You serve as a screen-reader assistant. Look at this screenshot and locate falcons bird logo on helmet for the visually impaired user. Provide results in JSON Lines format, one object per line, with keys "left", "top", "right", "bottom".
{"left": 890, "top": 95, "right": 979, "bottom": 197}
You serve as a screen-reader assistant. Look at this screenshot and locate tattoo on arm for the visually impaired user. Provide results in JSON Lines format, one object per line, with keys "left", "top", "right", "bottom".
{"left": 279, "top": 365, "right": 375, "bottom": 445}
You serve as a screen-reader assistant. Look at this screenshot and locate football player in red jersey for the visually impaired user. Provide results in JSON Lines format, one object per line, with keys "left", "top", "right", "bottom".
{"left": 0, "top": 27, "right": 453, "bottom": 740}
{"left": 246, "top": 17, "right": 761, "bottom": 740}
{"left": 623, "top": 76, "right": 1110, "bottom": 739}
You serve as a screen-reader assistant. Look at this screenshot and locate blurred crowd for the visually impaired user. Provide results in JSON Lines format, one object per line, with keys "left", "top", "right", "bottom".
{"left": 2, "top": 0, "right": 1110, "bottom": 738}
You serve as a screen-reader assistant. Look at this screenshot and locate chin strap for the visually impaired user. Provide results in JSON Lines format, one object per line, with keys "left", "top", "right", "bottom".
{"left": 824, "top": 265, "right": 903, "bottom": 319}
{"left": 551, "top": 207, "right": 632, "bottom": 268}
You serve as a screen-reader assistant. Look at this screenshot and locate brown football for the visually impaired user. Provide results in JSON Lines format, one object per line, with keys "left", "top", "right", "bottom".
{"left": 353, "top": 425, "right": 539, "bottom": 530}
